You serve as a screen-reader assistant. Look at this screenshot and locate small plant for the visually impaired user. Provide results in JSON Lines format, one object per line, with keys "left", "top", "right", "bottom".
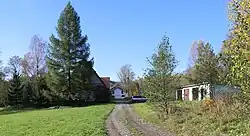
{"left": 201, "top": 99, "right": 216, "bottom": 112}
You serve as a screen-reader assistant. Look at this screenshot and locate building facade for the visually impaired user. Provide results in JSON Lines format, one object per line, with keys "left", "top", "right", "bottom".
{"left": 176, "top": 83, "right": 240, "bottom": 101}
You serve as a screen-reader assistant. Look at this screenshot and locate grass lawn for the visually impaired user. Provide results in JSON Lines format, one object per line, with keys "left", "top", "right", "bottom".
{"left": 0, "top": 104, "right": 114, "bottom": 136}
{"left": 132, "top": 103, "right": 162, "bottom": 126}
{"left": 133, "top": 102, "right": 250, "bottom": 136}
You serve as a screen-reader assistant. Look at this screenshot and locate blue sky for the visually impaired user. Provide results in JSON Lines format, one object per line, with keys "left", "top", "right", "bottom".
{"left": 0, "top": 0, "right": 229, "bottom": 81}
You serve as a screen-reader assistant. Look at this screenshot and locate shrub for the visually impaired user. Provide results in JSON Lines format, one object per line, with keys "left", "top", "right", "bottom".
{"left": 200, "top": 99, "right": 216, "bottom": 112}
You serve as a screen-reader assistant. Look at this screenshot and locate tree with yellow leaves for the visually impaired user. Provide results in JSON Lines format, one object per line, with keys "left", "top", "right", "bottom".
{"left": 224, "top": 0, "right": 250, "bottom": 95}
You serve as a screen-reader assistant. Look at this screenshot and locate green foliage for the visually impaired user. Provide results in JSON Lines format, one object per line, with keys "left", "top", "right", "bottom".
{"left": 142, "top": 34, "right": 179, "bottom": 113}
{"left": 176, "top": 73, "right": 190, "bottom": 86}
{"left": 0, "top": 2, "right": 110, "bottom": 107}
{"left": 188, "top": 40, "right": 219, "bottom": 84}
{"left": 0, "top": 80, "right": 9, "bottom": 106}
{"left": 0, "top": 61, "right": 4, "bottom": 80}
{"left": 0, "top": 56, "right": 8, "bottom": 106}
{"left": 184, "top": 66, "right": 197, "bottom": 84}
{"left": 217, "top": 42, "right": 230, "bottom": 84}
{"left": 46, "top": 2, "right": 94, "bottom": 100}
{"left": 224, "top": 0, "right": 250, "bottom": 96}
{"left": 6, "top": 56, "right": 24, "bottom": 108}
{"left": 133, "top": 101, "right": 250, "bottom": 136}
{"left": 21, "top": 76, "right": 34, "bottom": 105}
{"left": 21, "top": 35, "right": 51, "bottom": 106}
{"left": 21, "top": 76, "right": 52, "bottom": 106}
{"left": 8, "top": 71, "right": 24, "bottom": 108}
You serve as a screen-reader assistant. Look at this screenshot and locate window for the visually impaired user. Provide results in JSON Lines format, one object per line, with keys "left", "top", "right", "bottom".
{"left": 200, "top": 88, "right": 205, "bottom": 100}
{"left": 192, "top": 87, "right": 199, "bottom": 100}
{"left": 121, "top": 90, "right": 124, "bottom": 94}
{"left": 177, "top": 90, "right": 182, "bottom": 100}
{"left": 132, "top": 96, "right": 143, "bottom": 98}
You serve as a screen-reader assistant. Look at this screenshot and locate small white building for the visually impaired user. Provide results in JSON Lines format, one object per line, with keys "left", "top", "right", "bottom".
{"left": 110, "top": 86, "right": 128, "bottom": 99}
{"left": 176, "top": 83, "right": 240, "bottom": 101}
{"left": 109, "top": 80, "right": 128, "bottom": 99}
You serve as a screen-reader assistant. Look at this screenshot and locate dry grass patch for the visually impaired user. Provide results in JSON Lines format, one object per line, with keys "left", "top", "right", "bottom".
{"left": 133, "top": 101, "right": 250, "bottom": 136}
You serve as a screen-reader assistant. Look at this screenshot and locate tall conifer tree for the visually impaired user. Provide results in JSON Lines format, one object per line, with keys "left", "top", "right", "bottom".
{"left": 7, "top": 56, "right": 24, "bottom": 108}
{"left": 46, "top": 2, "right": 93, "bottom": 100}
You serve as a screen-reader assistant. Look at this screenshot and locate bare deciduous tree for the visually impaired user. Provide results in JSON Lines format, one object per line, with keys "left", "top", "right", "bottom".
{"left": 187, "top": 40, "right": 200, "bottom": 68}
{"left": 186, "top": 40, "right": 203, "bottom": 84}
{"left": 7, "top": 56, "right": 22, "bottom": 75}
{"left": 136, "top": 77, "right": 144, "bottom": 95}
{"left": 21, "top": 35, "right": 48, "bottom": 105}
{"left": 22, "top": 35, "right": 47, "bottom": 77}
{"left": 117, "top": 64, "right": 135, "bottom": 96}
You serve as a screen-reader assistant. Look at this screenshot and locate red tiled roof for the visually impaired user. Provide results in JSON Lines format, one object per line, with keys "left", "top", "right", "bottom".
{"left": 101, "top": 77, "right": 110, "bottom": 89}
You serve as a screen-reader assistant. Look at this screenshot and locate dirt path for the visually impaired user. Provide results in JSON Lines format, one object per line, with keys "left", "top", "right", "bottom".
{"left": 106, "top": 105, "right": 131, "bottom": 136}
{"left": 106, "top": 104, "right": 173, "bottom": 136}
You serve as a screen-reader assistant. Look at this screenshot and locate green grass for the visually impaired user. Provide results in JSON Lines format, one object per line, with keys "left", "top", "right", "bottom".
{"left": 0, "top": 104, "right": 115, "bottom": 136}
{"left": 132, "top": 103, "right": 161, "bottom": 125}
{"left": 133, "top": 102, "right": 250, "bottom": 136}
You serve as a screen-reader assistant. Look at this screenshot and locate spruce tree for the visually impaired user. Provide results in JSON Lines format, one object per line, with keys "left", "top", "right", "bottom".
{"left": 143, "top": 34, "right": 179, "bottom": 113}
{"left": 8, "top": 70, "right": 24, "bottom": 108}
{"left": 7, "top": 56, "right": 24, "bottom": 108}
{"left": 46, "top": 2, "right": 93, "bottom": 100}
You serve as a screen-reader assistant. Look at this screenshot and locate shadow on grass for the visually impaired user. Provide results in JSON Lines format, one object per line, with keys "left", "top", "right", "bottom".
{"left": 0, "top": 107, "right": 38, "bottom": 116}
{"left": 0, "top": 101, "right": 113, "bottom": 116}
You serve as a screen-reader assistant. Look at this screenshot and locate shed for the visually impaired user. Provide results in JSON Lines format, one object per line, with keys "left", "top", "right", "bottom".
{"left": 176, "top": 83, "right": 240, "bottom": 101}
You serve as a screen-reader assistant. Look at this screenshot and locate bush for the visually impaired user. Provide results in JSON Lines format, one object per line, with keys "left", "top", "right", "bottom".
{"left": 135, "top": 99, "right": 250, "bottom": 135}
{"left": 200, "top": 99, "right": 216, "bottom": 112}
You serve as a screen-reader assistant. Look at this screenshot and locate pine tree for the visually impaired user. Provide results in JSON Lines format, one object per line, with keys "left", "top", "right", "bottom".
{"left": 8, "top": 70, "right": 24, "bottom": 108}
{"left": 6, "top": 56, "right": 24, "bottom": 108}
{"left": 142, "top": 34, "right": 179, "bottom": 114}
{"left": 46, "top": 2, "right": 93, "bottom": 100}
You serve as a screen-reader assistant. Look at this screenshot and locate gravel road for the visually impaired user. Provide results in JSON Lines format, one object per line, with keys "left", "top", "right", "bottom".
{"left": 106, "top": 104, "right": 173, "bottom": 136}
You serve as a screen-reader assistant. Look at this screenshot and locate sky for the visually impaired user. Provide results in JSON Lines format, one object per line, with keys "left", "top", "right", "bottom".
{"left": 0, "top": 0, "right": 229, "bottom": 81}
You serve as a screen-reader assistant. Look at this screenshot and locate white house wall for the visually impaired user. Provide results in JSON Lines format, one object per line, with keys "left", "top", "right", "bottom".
{"left": 177, "top": 84, "right": 211, "bottom": 101}
{"left": 198, "top": 84, "right": 211, "bottom": 100}
{"left": 176, "top": 83, "right": 241, "bottom": 101}
{"left": 181, "top": 85, "right": 200, "bottom": 101}
{"left": 112, "top": 88, "right": 127, "bottom": 99}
